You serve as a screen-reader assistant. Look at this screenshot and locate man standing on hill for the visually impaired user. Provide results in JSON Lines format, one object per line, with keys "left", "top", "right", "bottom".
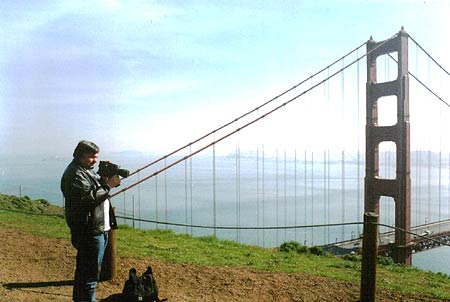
{"left": 61, "top": 140, "right": 120, "bottom": 302}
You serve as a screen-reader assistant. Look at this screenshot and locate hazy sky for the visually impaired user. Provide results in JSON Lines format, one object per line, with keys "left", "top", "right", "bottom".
{"left": 1, "top": 0, "right": 449, "bottom": 156}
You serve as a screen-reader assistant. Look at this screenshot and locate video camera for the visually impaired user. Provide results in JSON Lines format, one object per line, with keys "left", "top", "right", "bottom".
{"left": 98, "top": 161, "right": 130, "bottom": 178}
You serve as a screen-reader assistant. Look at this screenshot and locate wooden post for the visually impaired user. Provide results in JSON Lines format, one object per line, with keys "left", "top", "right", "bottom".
{"left": 360, "top": 212, "right": 379, "bottom": 302}
{"left": 100, "top": 209, "right": 117, "bottom": 281}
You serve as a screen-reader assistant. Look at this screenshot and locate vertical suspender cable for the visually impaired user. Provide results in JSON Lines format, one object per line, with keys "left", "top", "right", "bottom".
{"left": 294, "top": 149, "right": 298, "bottom": 242}
{"left": 341, "top": 150, "right": 345, "bottom": 241}
{"left": 439, "top": 140, "right": 442, "bottom": 232}
{"left": 416, "top": 43, "right": 422, "bottom": 225}
{"left": 261, "top": 109, "right": 265, "bottom": 246}
{"left": 416, "top": 150, "right": 419, "bottom": 226}
{"left": 438, "top": 68, "right": 442, "bottom": 232}
{"left": 132, "top": 195, "right": 135, "bottom": 229}
{"left": 238, "top": 146, "right": 241, "bottom": 242}
{"left": 190, "top": 146, "right": 193, "bottom": 236}
{"left": 380, "top": 150, "right": 389, "bottom": 232}
{"left": 213, "top": 142, "right": 216, "bottom": 237}
{"left": 327, "top": 67, "right": 331, "bottom": 244}
{"left": 415, "top": 43, "right": 420, "bottom": 226}
{"left": 235, "top": 132, "right": 241, "bottom": 242}
{"left": 323, "top": 78, "right": 327, "bottom": 245}
{"left": 310, "top": 78, "right": 315, "bottom": 246}
{"left": 427, "top": 56, "right": 432, "bottom": 223}
{"left": 383, "top": 56, "right": 388, "bottom": 232}
{"left": 311, "top": 151, "right": 314, "bottom": 245}
{"left": 276, "top": 149, "right": 279, "bottom": 245}
{"left": 387, "top": 56, "right": 392, "bottom": 230}
{"left": 262, "top": 144, "right": 265, "bottom": 247}
{"left": 418, "top": 150, "right": 422, "bottom": 224}
{"left": 155, "top": 175, "right": 158, "bottom": 229}
{"left": 138, "top": 172, "right": 141, "bottom": 229}
{"left": 428, "top": 150, "right": 431, "bottom": 222}
{"left": 164, "top": 158, "right": 168, "bottom": 230}
{"left": 185, "top": 155, "right": 188, "bottom": 234}
{"left": 341, "top": 59, "right": 346, "bottom": 241}
{"left": 284, "top": 150, "right": 287, "bottom": 242}
{"left": 138, "top": 173, "right": 141, "bottom": 228}
{"left": 389, "top": 149, "right": 392, "bottom": 228}
{"left": 323, "top": 150, "right": 327, "bottom": 244}
{"left": 257, "top": 146, "right": 260, "bottom": 245}
{"left": 357, "top": 49, "right": 362, "bottom": 236}
{"left": 123, "top": 191, "right": 127, "bottom": 225}
{"left": 327, "top": 149, "right": 331, "bottom": 243}
{"left": 304, "top": 149, "right": 307, "bottom": 244}
{"left": 385, "top": 151, "right": 389, "bottom": 232}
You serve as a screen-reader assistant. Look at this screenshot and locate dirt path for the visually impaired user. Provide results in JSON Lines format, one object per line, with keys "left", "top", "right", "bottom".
{"left": 0, "top": 227, "right": 446, "bottom": 302}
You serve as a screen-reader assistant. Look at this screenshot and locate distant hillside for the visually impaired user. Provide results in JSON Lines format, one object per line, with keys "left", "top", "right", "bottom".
{"left": 0, "top": 193, "right": 64, "bottom": 216}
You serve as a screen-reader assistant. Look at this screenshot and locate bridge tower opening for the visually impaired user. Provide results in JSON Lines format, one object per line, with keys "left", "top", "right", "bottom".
{"left": 365, "top": 29, "right": 411, "bottom": 265}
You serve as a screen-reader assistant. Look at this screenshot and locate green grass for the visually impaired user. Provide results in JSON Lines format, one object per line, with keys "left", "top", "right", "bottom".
{"left": 0, "top": 193, "right": 64, "bottom": 215}
{"left": 1, "top": 193, "right": 450, "bottom": 299}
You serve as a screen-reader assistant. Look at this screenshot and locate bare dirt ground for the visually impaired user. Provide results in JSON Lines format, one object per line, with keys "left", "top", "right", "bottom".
{"left": 0, "top": 226, "right": 448, "bottom": 302}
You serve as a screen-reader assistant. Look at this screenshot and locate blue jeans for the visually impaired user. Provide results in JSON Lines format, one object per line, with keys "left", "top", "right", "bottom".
{"left": 72, "top": 231, "right": 109, "bottom": 302}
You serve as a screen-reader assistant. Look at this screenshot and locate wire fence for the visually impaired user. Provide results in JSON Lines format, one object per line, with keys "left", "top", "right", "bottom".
{"left": 2, "top": 207, "right": 450, "bottom": 252}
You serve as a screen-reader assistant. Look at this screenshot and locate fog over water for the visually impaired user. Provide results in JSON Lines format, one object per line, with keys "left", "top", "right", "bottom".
{"left": 1, "top": 151, "right": 450, "bottom": 274}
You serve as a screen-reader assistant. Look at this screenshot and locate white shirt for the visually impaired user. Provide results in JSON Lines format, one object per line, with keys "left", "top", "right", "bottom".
{"left": 103, "top": 199, "right": 111, "bottom": 231}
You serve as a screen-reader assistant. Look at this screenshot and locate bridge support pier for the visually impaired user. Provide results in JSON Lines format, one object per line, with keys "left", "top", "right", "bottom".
{"left": 365, "top": 28, "right": 411, "bottom": 265}
{"left": 392, "top": 244, "right": 412, "bottom": 265}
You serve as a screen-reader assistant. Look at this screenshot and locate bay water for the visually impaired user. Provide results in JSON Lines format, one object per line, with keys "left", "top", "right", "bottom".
{"left": 1, "top": 151, "right": 449, "bottom": 275}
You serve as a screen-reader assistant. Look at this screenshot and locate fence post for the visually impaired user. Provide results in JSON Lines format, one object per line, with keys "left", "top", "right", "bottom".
{"left": 100, "top": 208, "right": 117, "bottom": 281}
{"left": 360, "top": 212, "right": 378, "bottom": 302}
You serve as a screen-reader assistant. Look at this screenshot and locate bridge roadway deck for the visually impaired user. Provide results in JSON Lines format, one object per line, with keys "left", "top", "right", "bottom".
{"left": 323, "top": 219, "right": 450, "bottom": 255}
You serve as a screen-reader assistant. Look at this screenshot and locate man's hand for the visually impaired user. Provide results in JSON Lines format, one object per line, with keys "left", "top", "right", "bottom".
{"left": 106, "top": 175, "right": 121, "bottom": 189}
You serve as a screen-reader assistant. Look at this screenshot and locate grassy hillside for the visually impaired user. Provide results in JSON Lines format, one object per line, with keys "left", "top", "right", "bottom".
{"left": 0, "top": 193, "right": 64, "bottom": 215}
{"left": 1, "top": 193, "right": 450, "bottom": 300}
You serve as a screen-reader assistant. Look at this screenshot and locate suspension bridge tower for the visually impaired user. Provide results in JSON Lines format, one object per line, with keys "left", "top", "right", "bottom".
{"left": 364, "top": 28, "right": 411, "bottom": 265}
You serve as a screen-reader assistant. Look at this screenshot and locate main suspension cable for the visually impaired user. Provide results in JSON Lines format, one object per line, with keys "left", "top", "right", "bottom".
{"left": 127, "top": 41, "right": 367, "bottom": 178}
{"left": 111, "top": 33, "right": 399, "bottom": 198}
{"left": 410, "top": 71, "right": 450, "bottom": 109}
{"left": 408, "top": 34, "right": 450, "bottom": 78}
{"left": 387, "top": 53, "right": 450, "bottom": 109}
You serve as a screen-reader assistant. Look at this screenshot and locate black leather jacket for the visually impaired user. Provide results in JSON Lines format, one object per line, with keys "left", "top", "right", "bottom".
{"left": 61, "top": 160, "right": 117, "bottom": 239}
